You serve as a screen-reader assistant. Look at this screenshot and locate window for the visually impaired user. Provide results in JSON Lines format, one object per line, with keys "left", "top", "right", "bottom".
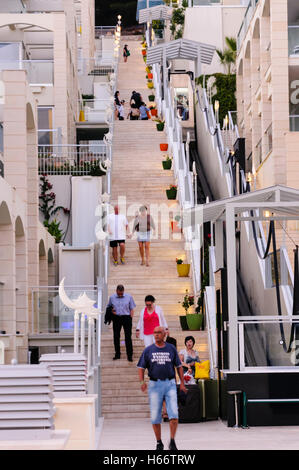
{"left": 37, "top": 107, "right": 54, "bottom": 145}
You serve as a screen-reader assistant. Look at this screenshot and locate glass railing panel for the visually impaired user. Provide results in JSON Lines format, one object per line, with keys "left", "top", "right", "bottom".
{"left": 290, "top": 115, "right": 299, "bottom": 131}
{"left": 31, "top": 286, "right": 98, "bottom": 334}
{"left": 239, "top": 319, "right": 299, "bottom": 368}
{"left": 288, "top": 26, "right": 299, "bottom": 56}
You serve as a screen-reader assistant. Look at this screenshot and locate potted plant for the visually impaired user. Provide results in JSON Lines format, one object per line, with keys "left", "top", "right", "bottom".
{"left": 176, "top": 257, "right": 190, "bottom": 277}
{"left": 179, "top": 289, "right": 194, "bottom": 330}
{"left": 160, "top": 143, "right": 168, "bottom": 151}
{"left": 166, "top": 184, "right": 177, "bottom": 200}
{"left": 147, "top": 72, "right": 153, "bottom": 79}
{"left": 143, "top": 56, "right": 147, "bottom": 63}
{"left": 155, "top": 118, "right": 165, "bottom": 131}
{"left": 145, "top": 65, "right": 152, "bottom": 74}
{"left": 162, "top": 154, "right": 172, "bottom": 170}
{"left": 148, "top": 94, "right": 155, "bottom": 102}
{"left": 142, "top": 49, "right": 147, "bottom": 56}
{"left": 147, "top": 81, "right": 154, "bottom": 89}
{"left": 150, "top": 105, "right": 158, "bottom": 117}
{"left": 186, "top": 293, "right": 204, "bottom": 331}
{"left": 171, "top": 215, "right": 182, "bottom": 233}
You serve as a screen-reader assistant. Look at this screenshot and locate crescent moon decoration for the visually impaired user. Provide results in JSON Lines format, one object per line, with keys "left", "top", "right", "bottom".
{"left": 59, "top": 278, "right": 101, "bottom": 315}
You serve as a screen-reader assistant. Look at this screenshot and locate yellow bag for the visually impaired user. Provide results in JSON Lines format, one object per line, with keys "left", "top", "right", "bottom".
{"left": 194, "top": 360, "right": 210, "bottom": 380}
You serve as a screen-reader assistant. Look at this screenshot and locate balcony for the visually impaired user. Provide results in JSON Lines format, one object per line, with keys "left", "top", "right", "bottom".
{"left": 78, "top": 56, "right": 115, "bottom": 77}
{"left": 24, "top": 0, "right": 64, "bottom": 12}
{"left": 0, "top": 60, "right": 54, "bottom": 85}
{"left": 79, "top": 99, "right": 112, "bottom": 124}
{"left": 38, "top": 143, "right": 108, "bottom": 176}
{"left": 237, "top": 0, "right": 260, "bottom": 50}
{"left": 95, "top": 26, "right": 116, "bottom": 39}
{"left": 0, "top": 0, "right": 26, "bottom": 13}
{"left": 288, "top": 26, "right": 299, "bottom": 56}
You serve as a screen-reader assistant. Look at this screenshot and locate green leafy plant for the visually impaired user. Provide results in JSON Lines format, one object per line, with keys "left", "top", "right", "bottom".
{"left": 44, "top": 219, "right": 64, "bottom": 244}
{"left": 216, "top": 37, "right": 237, "bottom": 75}
{"left": 195, "top": 73, "right": 236, "bottom": 125}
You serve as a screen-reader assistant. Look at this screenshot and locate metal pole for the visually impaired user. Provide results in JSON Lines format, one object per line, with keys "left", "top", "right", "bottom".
{"left": 80, "top": 313, "right": 85, "bottom": 355}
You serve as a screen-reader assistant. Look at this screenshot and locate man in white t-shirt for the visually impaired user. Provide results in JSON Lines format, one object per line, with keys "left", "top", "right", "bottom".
{"left": 107, "top": 205, "right": 130, "bottom": 265}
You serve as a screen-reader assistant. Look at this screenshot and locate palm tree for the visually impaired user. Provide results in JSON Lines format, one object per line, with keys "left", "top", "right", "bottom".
{"left": 216, "top": 36, "right": 237, "bottom": 75}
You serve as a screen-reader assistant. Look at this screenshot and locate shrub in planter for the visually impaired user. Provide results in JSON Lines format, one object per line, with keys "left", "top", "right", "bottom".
{"left": 166, "top": 184, "right": 177, "bottom": 200}
{"left": 162, "top": 155, "right": 172, "bottom": 170}
{"left": 155, "top": 119, "right": 165, "bottom": 131}
{"left": 160, "top": 143, "right": 168, "bottom": 151}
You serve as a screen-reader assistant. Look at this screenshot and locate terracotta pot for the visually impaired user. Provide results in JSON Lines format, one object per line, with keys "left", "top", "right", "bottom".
{"left": 170, "top": 220, "right": 181, "bottom": 233}
{"left": 176, "top": 263, "right": 190, "bottom": 277}
{"left": 160, "top": 143, "right": 168, "bottom": 151}
{"left": 150, "top": 108, "right": 157, "bottom": 116}
{"left": 147, "top": 72, "right": 153, "bottom": 79}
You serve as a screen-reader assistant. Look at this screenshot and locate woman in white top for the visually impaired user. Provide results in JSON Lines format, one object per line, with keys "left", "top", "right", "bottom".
{"left": 136, "top": 295, "right": 168, "bottom": 347}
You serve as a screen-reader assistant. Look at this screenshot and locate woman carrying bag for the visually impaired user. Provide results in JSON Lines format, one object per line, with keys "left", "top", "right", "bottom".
{"left": 123, "top": 44, "right": 130, "bottom": 63}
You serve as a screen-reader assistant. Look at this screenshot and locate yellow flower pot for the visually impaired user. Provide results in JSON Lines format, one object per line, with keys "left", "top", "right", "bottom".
{"left": 177, "top": 263, "right": 190, "bottom": 277}
{"left": 79, "top": 109, "right": 85, "bottom": 122}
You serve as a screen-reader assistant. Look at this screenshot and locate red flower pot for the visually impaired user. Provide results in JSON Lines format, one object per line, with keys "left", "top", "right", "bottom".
{"left": 150, "top": 108, "right": 157, "bottom": 116}
{"left": 171, "top": 221, "right": 182, "bottom": 233}
{"left": 147, "top": 73, "right": 153, "bottom": 79}
{"left": 160, "top": 143, "right": 168, "bottom": 151}
{"left": 142, "top": 49, "right": 147, "bottom": 56}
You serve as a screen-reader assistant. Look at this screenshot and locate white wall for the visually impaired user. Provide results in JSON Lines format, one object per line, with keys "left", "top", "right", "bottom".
{"left": 183, "top": 5, "right": 246, "bottom": 75}
{"left": 71, "top": 176, "right": 102, "bottom": 247}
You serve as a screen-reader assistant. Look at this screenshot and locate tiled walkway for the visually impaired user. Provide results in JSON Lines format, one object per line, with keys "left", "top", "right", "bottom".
{"left": 98, "top": 418, "right": 299, "bottom": 450}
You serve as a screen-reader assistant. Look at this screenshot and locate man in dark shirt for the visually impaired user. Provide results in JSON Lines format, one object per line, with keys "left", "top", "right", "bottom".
{"left": 137, "top": 326, "right": 187, "bottom": 451}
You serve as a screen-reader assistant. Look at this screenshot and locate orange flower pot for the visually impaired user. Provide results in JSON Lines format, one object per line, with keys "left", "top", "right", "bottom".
{"left": 171, "top": 221, "right": 182, "bottom": 233}
{"left": 160, "top": 143, "right": 168, "bottom": 151}
{"left": 147, "top": 73, "right": 153, "bottom": 79}
{"left": 142, "top": 49, "right": 147, "bottom": 56}
{"left": 150, "top": 109, "right": 158, "bottom": 116}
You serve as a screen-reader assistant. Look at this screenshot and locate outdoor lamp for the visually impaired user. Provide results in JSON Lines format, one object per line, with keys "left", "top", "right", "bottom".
{"left": 246, "top": 172, "right": 252, "bottom": 183}
{"left": 264, "top": 210, "right": 271, "bottom": 218}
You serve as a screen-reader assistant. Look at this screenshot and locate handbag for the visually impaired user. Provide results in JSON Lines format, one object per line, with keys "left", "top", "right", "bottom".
{"left": 126, "top": 50, "right": 130, "bottom": 56}
{"left": 194, "top": 360, "right": 210, "bottom": 380}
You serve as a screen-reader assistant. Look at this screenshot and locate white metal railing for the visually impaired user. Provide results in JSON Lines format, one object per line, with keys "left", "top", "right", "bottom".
{"left": 38, "top": 143, "right": 107, "bottom": 175}
{"left": 0, "top": 60, "right": 54, "bottom": 84}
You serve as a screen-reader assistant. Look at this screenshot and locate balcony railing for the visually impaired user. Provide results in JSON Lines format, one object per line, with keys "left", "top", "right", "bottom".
{"left": 77, "top": 56, "right": 115, "bottom": 76}
{"left": 237, "top": 0, "right": 259, "bottom": 50}
{"left": 189, "top": 0, "right": 220, "bottom": 5}
{"left": 0, "top": 0, "right": 26, "bottom": 13}
{"left": 290, "top": 115, "right": 299, "bottom": 132}
{"left": 288, "top": 26, "right": 299, "bottom": 56}
{"left": 31, "top": 285, "right": 98, "bottom": 335}
{"left": 0, "top": 60, "right": 54, "bottom": 85}
{"left": 265, "top": 123, "right": 272, "bottom": 155}
{"left": 38, "top": 143, "right": 108, "bottom": 176}
{"left": 79, "top": 99, "right": 113, "bottom": 123}
{"left": 95, "top": 26, "right": 116, "bottom": 38}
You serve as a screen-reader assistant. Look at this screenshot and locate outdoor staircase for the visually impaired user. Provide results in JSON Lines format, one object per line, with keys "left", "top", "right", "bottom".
{"left": 101, "top": 39, "right": 209, "bottom": 419}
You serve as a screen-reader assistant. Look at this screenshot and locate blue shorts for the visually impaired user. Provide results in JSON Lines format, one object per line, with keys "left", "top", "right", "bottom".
{"left": 137, "top": 231, "right": 151, "bottom": 242}
{"left": 148, "top": 378, "right": 178, "bottom": 424}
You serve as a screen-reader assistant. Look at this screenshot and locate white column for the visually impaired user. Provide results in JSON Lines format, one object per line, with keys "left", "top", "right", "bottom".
{"left": 80, "top": 313, "right": 85, "bottom": 355}
{"left": 74, "top": 310, "right": 79, "bottom": 353}
{"left": 226, "top": 204, "right": 239, "bottom": 371}
{"left": 88, "top": 317, "right": 93, "bottom": 374}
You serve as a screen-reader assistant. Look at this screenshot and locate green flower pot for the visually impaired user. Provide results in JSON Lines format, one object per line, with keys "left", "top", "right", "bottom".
{"left": 166, "top": 188, "right": 177, "bottom": 200}
{"left": 162, "top": 160, "right": 172, "bottom": 170}
{"left": 186, "top": 313, "right": 203, "bottom": 331}
{"left": 148, "top": 95, "right": 155, "bottom": 102}
{"left": 156, "top": 123, "right": 164, "bottom": 131}
{"left": 179, "top": 316, "right": 189, "bottom": 331}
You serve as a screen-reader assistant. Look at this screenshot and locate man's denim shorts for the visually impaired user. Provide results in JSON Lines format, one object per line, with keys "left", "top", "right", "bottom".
{"left": 148, "top": 378, "right": 178, "bottom": 424}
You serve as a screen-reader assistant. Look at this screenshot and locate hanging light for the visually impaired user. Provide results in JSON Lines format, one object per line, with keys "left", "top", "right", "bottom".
{"left": 118, "top": 15, "right": 122, "bottom": 20}
{"left": 264, "top": 210, "right": 271, "bottom": 218}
